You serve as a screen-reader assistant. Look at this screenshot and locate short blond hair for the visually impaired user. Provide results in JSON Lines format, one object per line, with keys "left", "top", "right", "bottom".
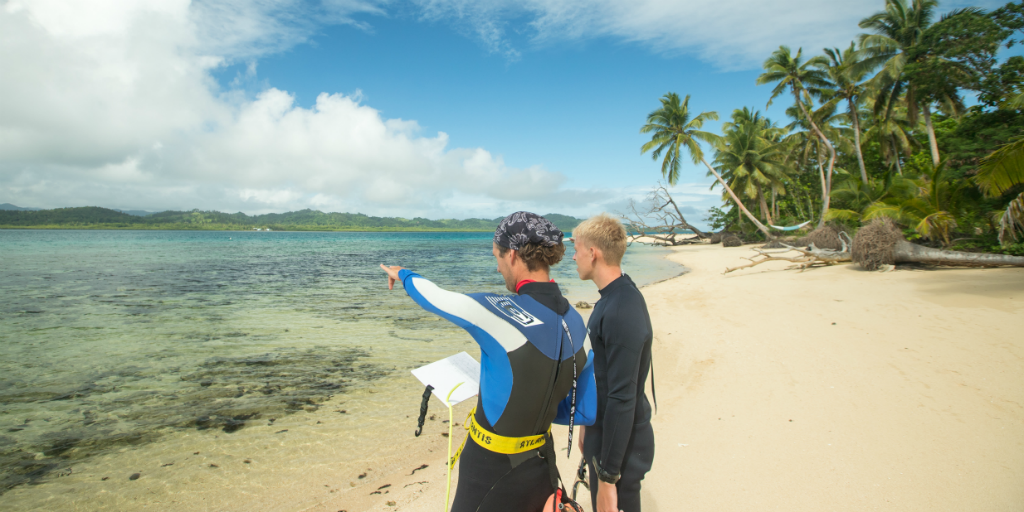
{"left": 573, "top": 213, "right": 627, "bottom": 266}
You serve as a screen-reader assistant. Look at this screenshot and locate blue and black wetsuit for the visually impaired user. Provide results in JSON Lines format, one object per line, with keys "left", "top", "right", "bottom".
{"left": 398, "top": 270, "right": 596, "bottom": 512}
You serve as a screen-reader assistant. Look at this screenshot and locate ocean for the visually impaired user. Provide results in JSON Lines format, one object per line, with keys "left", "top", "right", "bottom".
{"left": 0, "top": 229, "right": 683, "bottom": 509}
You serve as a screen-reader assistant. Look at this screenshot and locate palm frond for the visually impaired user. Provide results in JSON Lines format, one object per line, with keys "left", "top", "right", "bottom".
{"left": 997, "top": 191, "right": 1024, "bottom": 245}
{"left": 976, "top": 138, "right": 1024, "bottom": 197}
{"left": 825, "top": 209, "right": 863, "bottom": 222}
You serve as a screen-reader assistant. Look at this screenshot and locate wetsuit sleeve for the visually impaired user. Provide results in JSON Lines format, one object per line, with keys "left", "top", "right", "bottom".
{"left": 598, "top": 303, "right": 646, "bottom": 475}
{"left": 397, "top": 269, "right": 527, "bottom": 357}
{"left": 553, "top": 349, "right": 596, "bottom": 426}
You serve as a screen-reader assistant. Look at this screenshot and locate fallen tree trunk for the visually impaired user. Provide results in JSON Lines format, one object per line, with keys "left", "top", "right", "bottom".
{"left": 892, "top": 241, "right": 1024, "bottom": 267}
{"left": 853, "top": 218, "right": 1024, "bottom": 270}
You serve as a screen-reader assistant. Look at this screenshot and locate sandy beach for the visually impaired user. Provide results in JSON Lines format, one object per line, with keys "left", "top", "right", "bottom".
{"left": 293, "top": 242, "right": 1023, "bottom": 512}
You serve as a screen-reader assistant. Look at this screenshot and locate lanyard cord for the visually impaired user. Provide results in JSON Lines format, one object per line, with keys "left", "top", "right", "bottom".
{"left": 561, "top": 318, "right": 578, "bottom": 459}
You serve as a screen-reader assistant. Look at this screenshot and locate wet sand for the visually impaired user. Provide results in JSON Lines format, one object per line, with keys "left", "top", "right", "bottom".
{"left": 305, "top": 242, "right": 1023, "bottom": 512}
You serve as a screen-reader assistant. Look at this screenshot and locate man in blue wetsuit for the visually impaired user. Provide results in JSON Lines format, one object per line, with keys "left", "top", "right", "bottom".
{"left": 380, "top": 211, "right": 596, "bottom": 512}
{"left": 572, "top": 214, "right": 655, "bottom": 512}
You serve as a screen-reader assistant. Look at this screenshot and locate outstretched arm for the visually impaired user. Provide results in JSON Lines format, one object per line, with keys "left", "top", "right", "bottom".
{"left": 379, "top": 265, "right": 527, "bottom": 355}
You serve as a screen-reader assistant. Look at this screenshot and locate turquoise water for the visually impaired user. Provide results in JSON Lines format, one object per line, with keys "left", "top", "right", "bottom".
{"left": 0, "top": 229, "right": 682, "bottom": 503}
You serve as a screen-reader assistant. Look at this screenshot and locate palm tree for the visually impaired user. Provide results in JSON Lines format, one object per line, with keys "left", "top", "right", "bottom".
{"left": 757, "top": 46, "right": 837, "bottom": 227}
{"left": 783, "top": 98, "right": 849, "bottom": 226}
{"left": 863, "top": 160, "right": 962, "bottom": 247}
{"left": 826, "top": 172, "right": 919, "bottom": 222}
{"left": 713, "top": 108, "right": 791, "bottom": 224}
{"left": 640, "top": 93, "right": 772, "bottom": 237}
{"left": 863, "top": 97, "right": 920, "bottom": 176}
{"left": 858, "top": 0, "right": 977, "bottom": 169}
{"left": 819, "top": 42, "right": 872, "bottom": 184}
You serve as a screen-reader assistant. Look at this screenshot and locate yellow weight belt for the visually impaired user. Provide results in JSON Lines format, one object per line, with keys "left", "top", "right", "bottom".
{"left": 447, "top": 407, "right": 549, "bottom": 468}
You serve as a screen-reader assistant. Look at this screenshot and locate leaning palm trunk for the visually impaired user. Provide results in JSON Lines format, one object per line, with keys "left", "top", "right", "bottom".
{"left": 853, "top": 218, "right": 1024, "bottom": 270}
{"left": 922, "top": 103, "right": 941, "bottom": 169}
{"left": 699, "top": 158, "right": 772, "bottom": 238}
{"left": 815, "top": 146, "right": 828, "bottom": 224}
{"left": 795, "top": 91, "right": 837, "bottom": 228}
{"left": 850, "top": 104, "right": 868, "bottom": 184}
{"left": 757, "top": 185, "right": 773, "bottom": 224}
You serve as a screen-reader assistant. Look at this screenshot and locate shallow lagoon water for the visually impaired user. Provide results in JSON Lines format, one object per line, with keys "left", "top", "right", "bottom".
{"left": 0, "top": 230, "right": 682, "bottom": 509}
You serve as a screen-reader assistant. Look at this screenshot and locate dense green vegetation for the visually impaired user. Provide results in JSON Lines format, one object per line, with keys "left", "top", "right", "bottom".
{"left": 643, "top": 0, "right": 1024, "bottom": 254}
{"left": 0, "top": 207, "right": 583, "bottom": 233}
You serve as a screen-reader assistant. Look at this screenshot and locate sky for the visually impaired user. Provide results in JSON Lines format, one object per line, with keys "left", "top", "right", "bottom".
{"left": 0, "top": 0, "right": 1010, "bottom": 226}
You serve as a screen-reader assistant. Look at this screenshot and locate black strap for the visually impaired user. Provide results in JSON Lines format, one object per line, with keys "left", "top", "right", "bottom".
{"left": 560, "top": 319, "right": 578, "bottom": 458}
{"left": 650, "top": 357, "right": 657, "bottom": 414}
{"left": 414, "top": 385, "right": 433, "bottom": 437}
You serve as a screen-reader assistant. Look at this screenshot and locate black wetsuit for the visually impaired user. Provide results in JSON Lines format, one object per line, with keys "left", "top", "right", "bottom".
{"left": 583, "top": 274, "right": 655, "bottom": 512}
{"left": 398, "top": 271, "right": 596, "bottom": 512}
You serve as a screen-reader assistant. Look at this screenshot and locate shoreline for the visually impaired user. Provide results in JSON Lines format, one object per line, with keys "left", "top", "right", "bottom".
{"left": 7, "top": 242, "right": 1020, "bottom": 511}
{"left": 0, "top": 226, "right": 503, "bottom": 232}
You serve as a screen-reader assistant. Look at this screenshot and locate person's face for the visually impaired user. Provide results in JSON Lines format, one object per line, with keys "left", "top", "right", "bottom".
{"left": 493, "top": 242, "right": 517, "bottom": 292}
{"left": 572, "top": 238, "right": 596, "bottom": 281}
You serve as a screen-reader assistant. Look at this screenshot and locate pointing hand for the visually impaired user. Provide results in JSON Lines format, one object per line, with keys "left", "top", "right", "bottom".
{"left": 379, "top": 264, "right": 404, "bottom": 290}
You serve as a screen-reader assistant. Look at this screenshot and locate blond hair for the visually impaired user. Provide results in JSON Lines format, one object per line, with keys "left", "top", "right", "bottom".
{"left": 573, "top": 213, "right": 627, "bottom": 266}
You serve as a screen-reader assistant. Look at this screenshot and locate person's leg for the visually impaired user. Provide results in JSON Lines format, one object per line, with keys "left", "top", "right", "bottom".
{"left": 583, "top": 427, "right": 601, "bottom": 511}
{"left": 614, "top": 422, "right": 655, "bottom": 512}
{"left": 452, "top": 439, "right": 553, "bottom": 512}
{"left": 451, "top": 440, "right": 509, "bottom": 512}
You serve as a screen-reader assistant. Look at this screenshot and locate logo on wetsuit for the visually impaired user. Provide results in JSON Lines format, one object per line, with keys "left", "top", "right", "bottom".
{"left": 486, "top": 297, "right": 544, "bottom": 327}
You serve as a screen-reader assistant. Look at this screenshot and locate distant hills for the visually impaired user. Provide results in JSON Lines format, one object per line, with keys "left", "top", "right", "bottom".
{"left": 0, "top": 203, "right": 41, "bottom": 211}
{"left": 0, "top": 206, "right": 584, "bottom": 232}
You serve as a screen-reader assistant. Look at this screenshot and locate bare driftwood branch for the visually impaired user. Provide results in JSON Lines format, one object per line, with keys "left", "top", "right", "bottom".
{"left": 622, "top": 184, "right": 709, "bottom": 245}
{"left": 724, "top": 238, "right": 852, "bottom": 274}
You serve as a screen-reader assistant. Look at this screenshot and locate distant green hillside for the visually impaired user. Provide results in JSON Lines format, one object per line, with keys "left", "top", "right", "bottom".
{"left": 0, "top": 207, "right": 583, "bottom": 232}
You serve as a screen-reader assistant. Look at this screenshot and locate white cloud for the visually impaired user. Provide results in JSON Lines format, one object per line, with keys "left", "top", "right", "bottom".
{"left": 411, "top": 0, "right": 1010, "bottom": 68}
{"left": 14, "top": 0, "right": 995, "bottom": 219}
{"left": 0, "top": 0, "right": 616, "bottom": 217}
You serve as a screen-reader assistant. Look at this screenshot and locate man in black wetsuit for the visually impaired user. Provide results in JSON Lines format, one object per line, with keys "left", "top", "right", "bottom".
{"left": 572, "top": 213, "right": 655, "bottom": 512}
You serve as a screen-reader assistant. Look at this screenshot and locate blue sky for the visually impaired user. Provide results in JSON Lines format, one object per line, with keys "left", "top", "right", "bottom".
{"left": 221, "top": 15, "right": 767, "bottom": 186}
{"left": 0, "top": 0, "right": 1011, "bottom": 226}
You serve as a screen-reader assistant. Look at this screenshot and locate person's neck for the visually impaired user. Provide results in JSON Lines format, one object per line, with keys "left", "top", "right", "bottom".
{"left": 592, "top": 264, "right": 622, "bottom": 291}
{"left": 513, "top": 268, "right": 551, "bottom": 288}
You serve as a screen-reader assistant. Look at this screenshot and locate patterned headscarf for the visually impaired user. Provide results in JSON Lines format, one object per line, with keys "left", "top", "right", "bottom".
{"left": 493, "top": 211, "right": 564, "bottom": 250}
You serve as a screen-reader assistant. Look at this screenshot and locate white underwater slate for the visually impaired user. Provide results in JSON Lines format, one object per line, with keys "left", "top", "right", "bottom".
{"left": 411, "top": 351, "right": 480, "bottom": 406}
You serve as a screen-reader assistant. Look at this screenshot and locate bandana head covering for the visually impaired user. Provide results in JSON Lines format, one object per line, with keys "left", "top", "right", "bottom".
{"left": 493, "top": 211, "right": 564, "bottom": 250}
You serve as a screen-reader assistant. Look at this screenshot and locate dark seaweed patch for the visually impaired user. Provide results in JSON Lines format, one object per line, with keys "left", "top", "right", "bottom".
{"left": 0, "top": 347, "right": 388, "bottom": 495}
